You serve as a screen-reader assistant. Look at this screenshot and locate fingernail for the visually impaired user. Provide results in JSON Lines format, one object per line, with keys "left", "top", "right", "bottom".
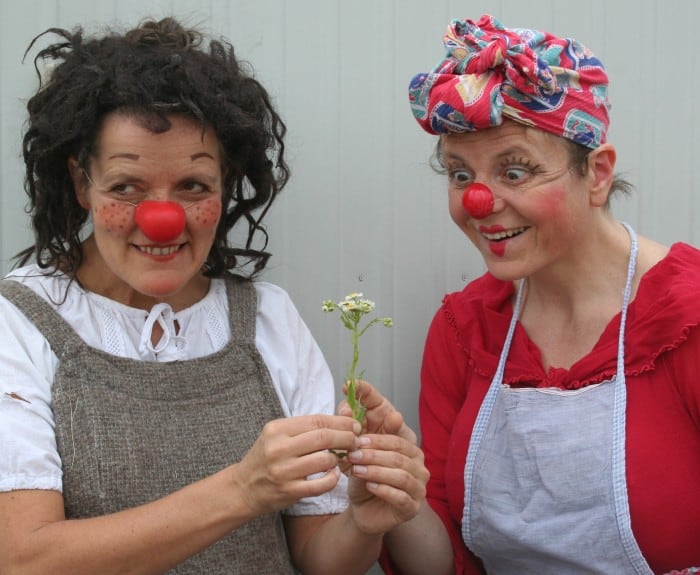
{"left": 352, "top": 421, "right": 362, "bottom": 435}
{"left": 353, "top": 465, "right": 368, "bottom": 475}
{"left": 366, "top": 481, "right": 378, "bottom": 490}
{"left": 348, "top": 450, "right": 362, "bottom": 462}
{"left": 357, "top": 436, "right": 371, "bottom": 446}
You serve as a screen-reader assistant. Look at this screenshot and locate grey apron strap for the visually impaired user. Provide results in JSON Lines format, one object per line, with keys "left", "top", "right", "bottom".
{"left": 0, "top": 278, "right": 82, "bottom": 358}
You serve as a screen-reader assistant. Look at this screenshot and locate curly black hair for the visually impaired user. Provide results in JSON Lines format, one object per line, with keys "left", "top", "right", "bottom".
{"left": 16, "top": 17, "right": 289, "bottom": 278}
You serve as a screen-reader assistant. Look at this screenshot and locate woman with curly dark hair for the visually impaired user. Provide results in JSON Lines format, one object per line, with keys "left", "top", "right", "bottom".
{"left": 0, "top": 17, "right": 428, "bottom": 574}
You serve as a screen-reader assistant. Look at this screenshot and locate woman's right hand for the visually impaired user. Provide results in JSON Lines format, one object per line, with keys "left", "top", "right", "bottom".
{"left": 230, "top": 414, "right": 361, "bottom": 516}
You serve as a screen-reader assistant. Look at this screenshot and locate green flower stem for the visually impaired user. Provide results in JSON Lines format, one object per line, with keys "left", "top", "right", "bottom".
{"left": 322, "top": 294, "right": 392, "bottom": 428}
{"left": 346, "top": 314, "right": 364, "bottom": 423}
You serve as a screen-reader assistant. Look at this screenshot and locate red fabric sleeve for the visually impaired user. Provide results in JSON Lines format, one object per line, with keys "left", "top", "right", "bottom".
{"left": 420, "top": 308, "right": 484, "bottom": 574}
{"left": 379, "top": 304, "right": 485, "bottom": 575}
{"left": 378, "top": 304, "right": 484, "bottom": 574}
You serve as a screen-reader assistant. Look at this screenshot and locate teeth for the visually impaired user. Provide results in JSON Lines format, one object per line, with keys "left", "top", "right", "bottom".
{"left": 139, "top": 245, "right": 180, "bottom": 256}
{"left": 482, "top": 227, "right": 528, "bottom": 241}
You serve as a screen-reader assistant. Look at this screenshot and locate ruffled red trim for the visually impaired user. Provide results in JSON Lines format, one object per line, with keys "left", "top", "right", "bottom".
{"left": 442, "top": 243, "right": 700, "bottom": 390}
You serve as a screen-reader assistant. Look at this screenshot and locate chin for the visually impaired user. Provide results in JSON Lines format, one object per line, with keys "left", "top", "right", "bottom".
{"left": 484, "top": 261, "right": 528, "bottom": 283}
{"left": 135, "top": 272, "right": 195, "bottom": 299}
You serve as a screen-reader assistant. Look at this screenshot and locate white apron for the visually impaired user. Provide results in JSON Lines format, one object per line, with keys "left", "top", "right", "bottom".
{"left": 461, "top": 224, "right": 654, "bottom": 574}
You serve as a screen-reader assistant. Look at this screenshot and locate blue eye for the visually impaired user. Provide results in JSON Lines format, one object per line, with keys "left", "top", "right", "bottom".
{"left": 448, "top": 169, "right": 474, "bottom": 186}
{"left": 504, "top": 167, "right": 528, "bottom": 181}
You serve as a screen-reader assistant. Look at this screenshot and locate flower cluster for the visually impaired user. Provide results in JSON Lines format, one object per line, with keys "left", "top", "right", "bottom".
{"left": 322, "top": 293, "right": 393, "bottom": 423}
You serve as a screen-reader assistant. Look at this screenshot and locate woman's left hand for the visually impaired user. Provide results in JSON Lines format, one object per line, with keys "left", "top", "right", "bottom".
{"left": 345, "top": 431, "right": 428, "bottom": 535}
{"left": 337, "top": 381, "right": 428, "bottom": 534}
{"left": 339, "top": 379, "right": 416, "bottom": 441}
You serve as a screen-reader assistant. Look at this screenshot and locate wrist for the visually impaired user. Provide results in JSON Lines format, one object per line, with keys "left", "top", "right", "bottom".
{"left": 224, "top": 463, "right": 261, "bottom": 523}
{"left": 343, "top": 506, "right": 386, "bottom": 542}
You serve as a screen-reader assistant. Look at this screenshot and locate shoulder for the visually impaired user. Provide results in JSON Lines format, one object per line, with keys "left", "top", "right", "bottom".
{"left": 638, "top": 243, "right": 700, "bottom": 310}
{"left": 622, "top": 242, "right": 700, "bottom": 375}
{"left": 251, "top": 280, "right": 294, "bottom": 302}
{"left": 3, "top": 264, "right": 77, "bottom": 309}
{"left": 424, "top": 272, "right": 514, "bottom": 375}
{"left": 437, "top": 272, "right": 514, "bottom": 333}
{"left": 246, "top": 280, "right": 313, "bottom": 344}
{"left": 443, "top": 272, "right": 512, "bottom": 308}
{"left": 250, "top": 280, "right": 301, "bottom": 320}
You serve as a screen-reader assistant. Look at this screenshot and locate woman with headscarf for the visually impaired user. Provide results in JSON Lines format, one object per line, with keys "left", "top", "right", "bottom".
{"left": 380, "top": 14, "right": 700, "bottom": 575}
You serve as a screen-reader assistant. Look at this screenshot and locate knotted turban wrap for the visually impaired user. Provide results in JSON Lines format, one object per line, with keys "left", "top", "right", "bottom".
{"left": 409, "top": 15, "right": 610, "bottom": 149}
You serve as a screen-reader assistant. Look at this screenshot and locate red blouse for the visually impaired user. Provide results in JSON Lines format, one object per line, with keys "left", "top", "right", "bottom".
{"left": 382, "top": 243, "right": 700, "bottom": 574}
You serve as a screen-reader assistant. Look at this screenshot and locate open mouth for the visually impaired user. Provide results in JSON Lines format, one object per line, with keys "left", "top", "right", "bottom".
{"left": 481, "top": 226, "right": 529, "bottom": 242}
{"left": 137, "top": 244, "right": 182, "bottom": 256}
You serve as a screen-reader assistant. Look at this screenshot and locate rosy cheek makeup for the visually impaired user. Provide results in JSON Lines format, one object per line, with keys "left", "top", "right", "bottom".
{"left": 189, "top": 198, "right": 222, "bottom": 227}
{"left": 93, "top": 202, "right": 133, "bottom": 235}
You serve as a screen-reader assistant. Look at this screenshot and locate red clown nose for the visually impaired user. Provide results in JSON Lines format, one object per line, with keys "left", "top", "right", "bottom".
{"left": 461, "top": 183, "right": 494, "bottom": 219}
{"left": 133, "top": 201, "right": 187, "bottom": 243}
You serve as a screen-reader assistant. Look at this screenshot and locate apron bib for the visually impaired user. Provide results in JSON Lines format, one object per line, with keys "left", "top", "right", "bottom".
{"left": 462, "top": 224, "right": 653, "bottom": 574}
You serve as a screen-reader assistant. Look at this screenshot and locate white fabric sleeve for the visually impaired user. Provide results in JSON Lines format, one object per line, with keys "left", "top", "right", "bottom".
{"left": 0, "top": 295, "right": 62, "bottom": 492}
{"left": 254, "top": 282, "right": 349, "bottom": 516}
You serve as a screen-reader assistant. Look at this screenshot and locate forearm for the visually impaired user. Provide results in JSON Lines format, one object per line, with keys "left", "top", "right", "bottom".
{"left": 383, "top": 500, "right": 455, "bottom": 575}
{"left": 284, "top": 510, "right": 383, "bottom": 575}
{"left": 2, "top": 466, "right": 255, "bottom": 575}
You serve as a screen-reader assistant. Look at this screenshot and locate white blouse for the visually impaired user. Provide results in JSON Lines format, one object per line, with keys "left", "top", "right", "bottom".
{"left": 0, "top": 264, "right": 348, "bottom": 516}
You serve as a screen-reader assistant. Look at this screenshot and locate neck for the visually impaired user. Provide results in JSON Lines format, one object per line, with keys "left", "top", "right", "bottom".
{"left": 523, "top": 219, "right": 633, "bottom": 316}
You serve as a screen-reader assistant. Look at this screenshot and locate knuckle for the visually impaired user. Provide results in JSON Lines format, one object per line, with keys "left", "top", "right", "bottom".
{"left": 267, "top": 460, "right": 287, "bottom": 482}
{"left": 396, "top": 468, "right": 414, "bottom": 490}
{"left": 315, "top": 427, "right": 333, "bottom": 448}
{"left": 262, "top": 419, "right": 282, "bottom": 437}
{"left": 386, "top": 451, "right": 405, "bottom": 469}
{"left": 311, "top": 413, "right": 330, "bottom": 430}
{"left": 261, "top": 438, "right": 285, "bottom": 462}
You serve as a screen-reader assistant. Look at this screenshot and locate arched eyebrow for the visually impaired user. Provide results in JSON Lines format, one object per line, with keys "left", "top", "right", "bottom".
{"left": 190, "top": 152, "right": 215, "bottom": 161}
{"left": 108, "top": 153, "right": 140, "bottom": 160}
{"left": 105, "top": 152, "right": 215, "bottom": 162}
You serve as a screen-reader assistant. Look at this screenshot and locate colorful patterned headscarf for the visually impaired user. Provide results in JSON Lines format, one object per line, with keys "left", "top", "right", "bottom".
{"left": 408, "top": 15, "right": 610, "bottom": 149}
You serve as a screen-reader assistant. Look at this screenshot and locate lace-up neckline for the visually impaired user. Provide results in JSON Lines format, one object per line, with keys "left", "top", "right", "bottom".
{"left": 138, "top": 302, "right": 188, "bottom": 360}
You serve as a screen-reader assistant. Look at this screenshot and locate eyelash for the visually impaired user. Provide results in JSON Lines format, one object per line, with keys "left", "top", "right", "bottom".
{"left": 445, "top": 156, "right": 543, "bottom": 187}
{"left": 105, "top": 180, "right": 211, "bottom": 195}
{"left": 446, "top": 168, "right": 473, "bottom": 186}
{"left": 499, "top": 156, "right": 541, "bottom": 174}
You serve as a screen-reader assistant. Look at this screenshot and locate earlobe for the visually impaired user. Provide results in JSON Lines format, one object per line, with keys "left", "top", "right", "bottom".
{"left": 68, "top": 157, "right": 90, "bottom": 209}
{"left": 588, "top": 144, "right": 616, "bottom": 207}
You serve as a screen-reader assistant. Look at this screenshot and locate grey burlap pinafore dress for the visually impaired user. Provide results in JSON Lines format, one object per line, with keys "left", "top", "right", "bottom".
{"left": 0, "top": 275, "right": 296, "bottom": 574}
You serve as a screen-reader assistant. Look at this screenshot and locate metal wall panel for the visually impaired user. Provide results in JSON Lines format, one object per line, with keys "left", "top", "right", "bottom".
{"left": 1, "top": 0, "right": 697, "bottom": 471}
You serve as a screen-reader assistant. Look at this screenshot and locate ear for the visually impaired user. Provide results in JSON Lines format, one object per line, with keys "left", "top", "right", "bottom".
{"left": 587, "top": 143, "right": 616, "bottom": 207}
{"left": 68, "top": 157, "right": 91, "bottom": 209}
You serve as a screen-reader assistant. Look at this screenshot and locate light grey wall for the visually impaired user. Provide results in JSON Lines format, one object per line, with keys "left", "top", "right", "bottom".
{"left": 1, "top": 0, "right": 698, "bottom": 511}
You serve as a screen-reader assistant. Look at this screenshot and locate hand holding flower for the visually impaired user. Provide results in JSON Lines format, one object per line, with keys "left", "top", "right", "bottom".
{"left": 344, "top": 431, "right": 428, "bottom": 535}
